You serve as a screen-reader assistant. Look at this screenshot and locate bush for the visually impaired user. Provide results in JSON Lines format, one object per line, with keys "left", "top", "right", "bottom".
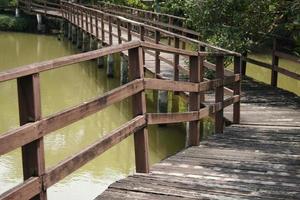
{"left": 0, "top": 14, "right": 36, "bottom": 32}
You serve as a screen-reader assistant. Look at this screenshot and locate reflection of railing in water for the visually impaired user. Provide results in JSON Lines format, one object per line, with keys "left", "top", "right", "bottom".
{"left": 0, "top": 40, "right": 241, "bottom": 200}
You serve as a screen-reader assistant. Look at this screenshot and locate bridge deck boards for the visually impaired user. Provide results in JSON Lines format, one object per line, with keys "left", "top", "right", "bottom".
{"left": 96, "top": 78, "right": 300, "bottom": 200}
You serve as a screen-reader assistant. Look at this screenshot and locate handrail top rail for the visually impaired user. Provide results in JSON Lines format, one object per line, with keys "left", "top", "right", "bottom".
{"left": 0, "top": 40, "right": 240, "bottom": 83}
{"left": 0, "top": 40, "right": 140, "bottom": 83}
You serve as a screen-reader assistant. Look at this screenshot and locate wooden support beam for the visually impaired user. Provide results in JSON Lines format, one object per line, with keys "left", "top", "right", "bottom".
{"left": 128, "top": 47, "right": 149, "bottom": 173}
{"left": 108, "top": 16, "right": 113, "bottom": 45}
{"left": 271, "top": 39, "right": 279, "bottom": 87}
{"left": 101, "top": 13, "right": 105, "bottom": 43}
{"left": 174, "top": 37, "right": 180, "bottom": 85}
{"left": 140, "top": 25, "right": 145, "bottom": 64}
{"left": 89, "top": 11, "right": 93, "bottom": 35}
{"left": 117, "top": 18, "right": 122, "bottom": 44}
{"left": 127, "top": 22, "right": 132, "bottom": 41}
{"left": 155, "top": 30, "right": 160, "bottom": 75}
{"left": 188, "top": 56, "right": 200, "bottom": 146}
{"left": 233, "top": 56, "right": 241, "bottom": 124}
{"left": 85, "top": 11, "right": 88, "bottom": 32}
{"left": 215, "top": 56, "right": 224, "bottom": 134}
{"left": 80, "top": 7, "right": 84, "bottom": 30}
{"left": 17, "top": 74, "right": 46, "bottom": 200}
{"left": 95, "top": 11, "right": 99, "bottom": 39}
{"left": 241, "top": 52, "right": 247, "bottom": 75}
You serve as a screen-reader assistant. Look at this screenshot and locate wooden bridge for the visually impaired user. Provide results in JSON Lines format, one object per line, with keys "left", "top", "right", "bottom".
{"left": 0, "top": 1, "right": 300, "bottom": 200}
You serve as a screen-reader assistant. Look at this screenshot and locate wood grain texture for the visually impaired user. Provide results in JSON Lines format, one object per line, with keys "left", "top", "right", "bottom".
{"left": 44, "top": 115, "right": 146, "bottom": 188}
{"left": 17, "top": 74, "right": 46, "bottom": 200}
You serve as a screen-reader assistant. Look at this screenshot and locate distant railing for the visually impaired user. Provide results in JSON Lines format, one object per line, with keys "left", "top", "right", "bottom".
{"left": 90, "top": 1, "right": 199, "bottom": 43}
{"left": 0, "top": 40, "right": 241, "bottom": 200}
{"left": 242, "top": 40, "right": 300, "bottom": 86}
{"left": 18, "top": 0, "right": 60, "bottom": 16}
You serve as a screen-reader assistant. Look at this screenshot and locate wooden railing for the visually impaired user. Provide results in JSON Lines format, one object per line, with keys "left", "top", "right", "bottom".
{"left": 242, "top": 39, "right": 300, "bottom": 86}
{"left": 18, "top": 0, "right": 60, "bottom": 16}
{"left": 0, "top": 41, "right": 241, "bottom": 200}
{"left": 89, "top": 1, "right": 200, "bottom": 42}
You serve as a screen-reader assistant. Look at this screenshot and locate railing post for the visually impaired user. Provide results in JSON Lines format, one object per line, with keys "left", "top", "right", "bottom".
{"left": 101, "top": 13, "right": 105, "bottom": 43}
{"left": 140, "top": 25, "right": 145, "bottom": 64}
{"left": 128, "top": 47, "right": 149, "bottom": 173}
{"left": 17, "top": 74, "right": 47, "bottom": 200}
{"left": 127, "top": 22, "right": 132, "bottom": 41}
{"left": 85, "top": 10, "right": 88, "bottom": 33}
{"left": 241, "top": 52, "right": 247, "bottom": 76}
{"left": 174, "top": 37, "right": 180, "bottom": 83}
{"left": 155, "top": 30, "right": 160, "bottom": 76}
{"left": 198, "top": 45, "right": 206, "bottom": 102}
{"left": 215, "top": 56, "right": 224, "bottom": 134}
{"left": 271, "top": 38, "right": 279, "bottom": 87}
{"left": 188, "top": 55, "right": 200, "bottom": 146}
{"left": 72, "top": 4, "right": 75, "bottom": 24}
{"left": 117, "top": 18, "right": 122, "bottom": 44}
{"left": 43, "top": 0, "right": 46, "bottom": 15}
{"left": 81, "top": 7, "right": 84, "bottom": 30}
{"left": 233, "top": 56, "right": 241, "bottom": 124}
{"left": 108, "top": 16, "right": 113, "bottom": 45}
{"left": 89, "top": 10, "right": 93, "bottom": 35}
{"left": 168, "top": 17, "right": 173, "bottom": 45}
{"left": 95, "top": 11, "right": 99, "bottom": 39}
{"left": 76, "top": 6, "right": 79, "bottom": 27}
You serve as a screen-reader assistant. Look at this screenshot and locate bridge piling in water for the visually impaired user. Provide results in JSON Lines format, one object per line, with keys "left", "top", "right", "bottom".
{"left": 71, "top": 25, "right": 77, "bottom": 44}
{"left": 76, "top": 28, "right": 82, "bottom": 49}
{"left": 97, "top": 42, "right": 104, "bottom": 68}
{"left": 107, "top": 54, "right": 114, "bottom": 78}
{"left": 120, "top": 55, "right": 128, "bottom": 84}
{"left": 36, "top": 13, "right": 44, "bottom": 32}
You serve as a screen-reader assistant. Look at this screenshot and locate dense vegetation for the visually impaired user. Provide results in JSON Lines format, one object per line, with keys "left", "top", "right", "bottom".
{"left": 158, "top": 0, "right": 300, "bottom": 55}
{"left": 0, "top": 14, "right": 37, "bottom": 31}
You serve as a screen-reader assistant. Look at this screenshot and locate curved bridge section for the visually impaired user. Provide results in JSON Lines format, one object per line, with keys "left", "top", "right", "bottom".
{"left": 1, "top": 1, "right": 300, "bottom": 200}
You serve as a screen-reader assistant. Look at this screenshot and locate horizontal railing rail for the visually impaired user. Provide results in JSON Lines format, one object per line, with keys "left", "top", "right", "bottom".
{"left": 0, "top": 40, "right": 241, "bottom": 200}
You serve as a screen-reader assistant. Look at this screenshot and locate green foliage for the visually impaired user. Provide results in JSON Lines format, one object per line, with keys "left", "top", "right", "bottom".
{"left": 159, "top": 0, "right": 300, "bottom": 55}
{"left": 185, "top": 0, "right": 284, "bottom": 53}
{"left": 97, "top": 0, "right": 148, "bottom": 9}
{"left": 0, "top": 14, "right": 35, "bottom": 31}
{"left": 159, "top": 0, "right": 186, "bottom": 16}
{"left": 0, "top": 0, "right": 16, "bottom": 6}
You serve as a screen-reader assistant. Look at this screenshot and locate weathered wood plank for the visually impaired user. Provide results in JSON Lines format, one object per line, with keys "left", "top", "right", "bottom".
{"left": 129, "top": 47, "right": 149, "bottom": 173}
{"left": 0, "top": 177, "right": 41, "bottom": 200}
{"left": 17, "top": 74, "right": 46, "bottom": 200}
{"left": 0, "top": 79, "right": 144, "bottom": 155}
{"left": 44, "top": 115, "right": 146, "bottom": 188}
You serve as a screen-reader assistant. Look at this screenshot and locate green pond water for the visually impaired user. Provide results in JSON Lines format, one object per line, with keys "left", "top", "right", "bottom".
{"left": 0, "top": 32, "right": 187, "bottom": 199}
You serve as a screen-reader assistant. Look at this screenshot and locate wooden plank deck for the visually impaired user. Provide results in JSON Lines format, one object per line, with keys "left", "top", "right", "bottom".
{"left": 95, "top": 78, "right": 300, "bottom": 200}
